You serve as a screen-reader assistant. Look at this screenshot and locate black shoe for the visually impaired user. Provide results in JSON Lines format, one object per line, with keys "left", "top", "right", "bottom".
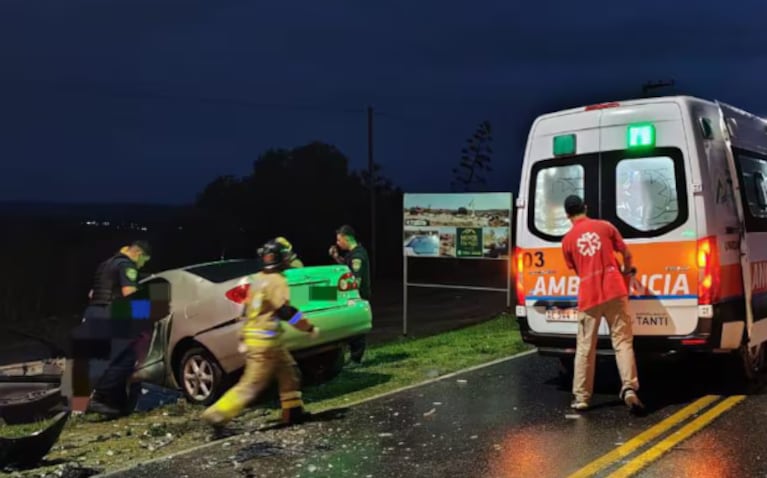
{"left": 86, "top": 399, "right": 122, "bottom": 419}
{"left": 210, "top": 424, "right": 236, "bottom": 440}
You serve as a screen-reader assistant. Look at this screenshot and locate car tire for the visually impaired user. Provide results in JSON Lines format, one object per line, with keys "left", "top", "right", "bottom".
{"left": 178, "top": 347, "right": 227, "bottom": 406}
{"left": 299, "top": 348, "right": 345, "bottom": 386}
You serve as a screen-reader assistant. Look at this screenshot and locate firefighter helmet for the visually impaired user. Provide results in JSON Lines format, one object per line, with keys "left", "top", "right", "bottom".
{"left": 275, "top": 236, "right": 293, "bottom": 252}
{"left": 260, "top": 240, "right": 287, "bottom": 271}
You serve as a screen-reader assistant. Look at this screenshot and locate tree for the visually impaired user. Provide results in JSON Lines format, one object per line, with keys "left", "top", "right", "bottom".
{"left": 194, "top": 141, "right": 403, "bottom": 274}
{"left": 353, "top": 162, "right": 402, "bottom": 195}
{"left": 452, "top": 120, "right": 494, "bottom": 192}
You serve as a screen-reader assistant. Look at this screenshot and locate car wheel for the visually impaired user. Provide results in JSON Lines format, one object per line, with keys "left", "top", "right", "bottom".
{"left": 299, "top": 348, "right": 345, "bottom": 386}
{"left": 178, "top": 347, "right": 227, "bottom": 406}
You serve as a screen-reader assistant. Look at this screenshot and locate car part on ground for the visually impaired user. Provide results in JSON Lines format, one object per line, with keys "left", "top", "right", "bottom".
{"left": 0, "top": 385, "right": 68, "bottom": 425}
{"left": 0, "top": 410, "right": 70, "bottom": 469}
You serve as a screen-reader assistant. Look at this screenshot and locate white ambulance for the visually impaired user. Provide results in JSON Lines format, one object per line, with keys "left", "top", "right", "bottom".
{"left": 514, "top": 95, "right": 767, "bottom": 383}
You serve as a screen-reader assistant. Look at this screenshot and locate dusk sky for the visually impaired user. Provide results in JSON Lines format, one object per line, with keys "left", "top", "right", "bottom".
{"left": 1, "top": 0, "right": 766, "bottom": 204}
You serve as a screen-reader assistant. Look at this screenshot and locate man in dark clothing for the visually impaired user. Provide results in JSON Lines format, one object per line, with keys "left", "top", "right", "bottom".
{"left": 73, "top": 240, "right": 152, "bottom": 418}
{"left": 329, "top": 225, "right": 371, "bottom": 363}
{"left": 84, "top": 241, "right": 151, "bottom": 319}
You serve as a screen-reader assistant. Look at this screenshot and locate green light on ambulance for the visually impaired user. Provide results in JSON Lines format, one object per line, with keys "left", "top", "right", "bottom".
{"left": 553, "top": 134, "right": 576, "bottom": 156}
{"left": 627, "top": 123, "right": 655, "bottom": 149}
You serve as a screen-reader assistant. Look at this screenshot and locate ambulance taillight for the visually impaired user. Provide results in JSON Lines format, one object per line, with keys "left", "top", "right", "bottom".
{"left": 514, "top": 248, "right": 525, "bottom": 306}
{"left": 697, "top": 237, "right": 720, "bottom": 305}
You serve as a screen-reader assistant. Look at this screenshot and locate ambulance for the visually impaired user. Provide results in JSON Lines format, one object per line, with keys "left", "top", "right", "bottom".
{"left": 513, "top": 95, "right": 767, "bottom": 383}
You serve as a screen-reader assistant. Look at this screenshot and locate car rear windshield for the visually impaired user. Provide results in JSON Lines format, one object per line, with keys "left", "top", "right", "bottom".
{"left": 185, "top": 259, "right": 263, "bottom": 283}
{"left": 528, "top": 147, "right": 688, "bottom": 241}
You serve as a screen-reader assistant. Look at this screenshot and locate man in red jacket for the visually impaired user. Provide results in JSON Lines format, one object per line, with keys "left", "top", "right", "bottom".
{"left": 561, "top": 195, "right": 644, "bottom": 413}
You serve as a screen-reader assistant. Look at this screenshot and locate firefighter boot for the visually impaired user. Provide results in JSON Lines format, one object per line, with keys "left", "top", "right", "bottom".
{"left": 201, "top": 408, "right": 236, "bottom": 439}
{"left": 281, "top": 406, "right": 312, "bottom": 426}
{"left": 279, "top": 390, "right": 311, "bottom": 425}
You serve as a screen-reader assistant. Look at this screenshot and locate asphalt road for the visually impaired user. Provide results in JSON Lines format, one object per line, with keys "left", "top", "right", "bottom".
{"left": 102, "top": 351, "right": 761, "bottom": 478}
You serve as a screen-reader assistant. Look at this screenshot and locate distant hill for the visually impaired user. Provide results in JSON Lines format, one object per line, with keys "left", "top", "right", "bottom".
{"left": 0, "top": 201, "right": 195, "bottom": 222}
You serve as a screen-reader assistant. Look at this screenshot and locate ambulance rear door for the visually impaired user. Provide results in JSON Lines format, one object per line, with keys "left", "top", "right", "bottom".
{"left": 598, "top": 101, "right": 699, "bottom": 338}
{"left": 518, "top": 107, "right": 602, "bottom": 337}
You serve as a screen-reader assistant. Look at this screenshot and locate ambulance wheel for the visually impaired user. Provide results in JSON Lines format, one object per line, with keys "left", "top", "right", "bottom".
{"left": 178, "top": 347, "right": 226, "bottom": 406}
{"left": 735, "top": 342, "right": 766, "bottom": 389}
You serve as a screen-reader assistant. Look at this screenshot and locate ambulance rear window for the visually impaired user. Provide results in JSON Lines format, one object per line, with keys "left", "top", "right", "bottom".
{"left": 532, "top": 164, "right": 585, "bottom": 237}
{"left": 527, "top": 147, "right": 688, "bottom": 240}
{"left": 615, "top": 156, "right": 679, "bottom": 232}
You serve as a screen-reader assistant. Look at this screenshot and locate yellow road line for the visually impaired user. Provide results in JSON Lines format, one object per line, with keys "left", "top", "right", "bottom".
{"left": 606, "top": 395, "right": 746, "bottom": 478}
{"left": 566, "top": 395, "right": 721, "bottom": 478}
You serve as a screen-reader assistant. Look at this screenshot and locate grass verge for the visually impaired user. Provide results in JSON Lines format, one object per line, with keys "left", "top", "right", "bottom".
{"left": 3, "top": 313, "right": 529, "bottom": 476}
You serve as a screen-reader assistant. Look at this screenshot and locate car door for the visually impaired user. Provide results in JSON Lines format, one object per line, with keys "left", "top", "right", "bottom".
{"left": 130, "top": 277, "right": 173, "bottom": 387}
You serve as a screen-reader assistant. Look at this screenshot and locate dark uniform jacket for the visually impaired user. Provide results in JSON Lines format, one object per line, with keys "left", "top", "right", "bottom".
{"left": 341, "top": 245, "right": 371, "bottom": 300}
{"left": 89, "top": 253, "right": 139, "bottom": 306}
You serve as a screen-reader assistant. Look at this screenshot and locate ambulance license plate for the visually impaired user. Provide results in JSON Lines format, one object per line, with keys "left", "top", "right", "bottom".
{"left": 545, "top": 308, "right": 579, "bottom": 322}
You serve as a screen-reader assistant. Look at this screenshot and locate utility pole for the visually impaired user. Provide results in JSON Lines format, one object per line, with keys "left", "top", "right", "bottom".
{"left": 368, "top": 105, "right": 376, "bottom": 277}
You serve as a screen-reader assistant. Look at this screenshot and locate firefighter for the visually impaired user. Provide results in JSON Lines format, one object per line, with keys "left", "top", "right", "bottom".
{"left": 201, "top": 239, "right": 319, "bottom": 431}
{"left": 275, "top": 236, "right": 304, "bottom": 268}
{"left": 73, "top": 240, "right": 152, "bottom": 417}
{"left": 329, "top": 225, "right": 370, "bottom": 363}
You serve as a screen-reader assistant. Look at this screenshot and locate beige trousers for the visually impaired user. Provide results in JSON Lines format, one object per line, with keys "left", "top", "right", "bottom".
{"left": 573, "top": 296, "right": 639, "bottom": 402}
{"left": 201, "top": 346, "right": 303, "bottom": 426}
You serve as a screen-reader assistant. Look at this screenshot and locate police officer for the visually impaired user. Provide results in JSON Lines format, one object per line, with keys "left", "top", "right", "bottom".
{"left": 275, "top": 237, "right": 304, "bottom": 268}
{"left": 85, "top": 241, "right": 151, "bottom": 319}
{"left": 201, "top": 240, "right": 319, "bottom": 432}
{"left": 329, "top": 225, "right": 370, "bottom": 363}
{"left": 76, "top": 240, "right": 152, "bottom": 418}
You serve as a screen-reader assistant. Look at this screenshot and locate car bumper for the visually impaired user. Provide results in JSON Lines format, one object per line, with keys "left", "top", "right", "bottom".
{"left": 517, "top": 310, "right": 738, "bottom": 358}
